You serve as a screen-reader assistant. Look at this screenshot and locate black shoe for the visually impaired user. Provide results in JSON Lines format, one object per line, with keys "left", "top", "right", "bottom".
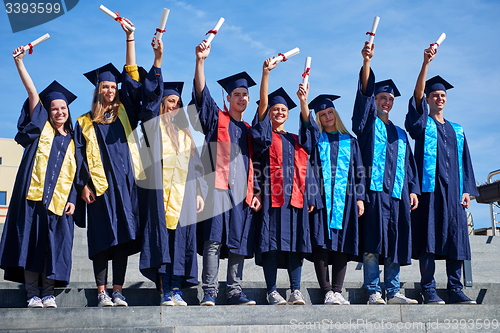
{"left": 422, "top": 288, "right": 445, "bottom": 304}
{"left": 447, "top": 289, "right": 477, "bottom": 304}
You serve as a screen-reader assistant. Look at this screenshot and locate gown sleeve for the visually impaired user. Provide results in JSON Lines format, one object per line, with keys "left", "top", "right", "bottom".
{"left": 189, "top": 83, "right": 219, "bottom": 135}
{"left": 405, "top": 95, "right": 429, "bottom": 139}
{"left": 352, "top": 68, "right": 376, "bottom": 138}
{"left": 14, "top": 100, "right": 48, "bottom": 148}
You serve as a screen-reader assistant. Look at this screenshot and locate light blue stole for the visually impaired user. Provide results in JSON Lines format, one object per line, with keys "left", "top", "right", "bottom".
{"left": 318, "top": 132, "right": 351, "bottom": 230}
{"left": 370, "top": 117, "right": 407, "bottom": 199}
{"left": 422, "top": 117, "right": 464, "bottom": 198}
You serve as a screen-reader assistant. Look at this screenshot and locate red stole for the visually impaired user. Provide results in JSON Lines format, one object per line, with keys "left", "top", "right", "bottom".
{"left": 269, "top": 132, "right": 308, "bottom": 209}
{"left": 215, "top": 109, "right": 254, "bottom": 206}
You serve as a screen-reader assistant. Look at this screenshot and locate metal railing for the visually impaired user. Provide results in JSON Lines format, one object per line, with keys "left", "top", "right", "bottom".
{"left": 486, "top": 169, "right": 500, "bottom": 236}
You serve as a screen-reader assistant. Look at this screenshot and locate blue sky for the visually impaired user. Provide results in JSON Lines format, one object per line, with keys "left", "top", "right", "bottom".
{"left": 1, "top": 0, "right": 499, "bottom": 229}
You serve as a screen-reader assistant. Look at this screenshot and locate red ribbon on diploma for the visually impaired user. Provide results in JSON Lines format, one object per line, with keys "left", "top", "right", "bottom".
{"left": 114, "top": 12, "right": 124, "bottom": 24}
{"left": 278, "top": 53, "right": 288, "bottom": 62}
{"left": 156, "top": 28, "right": 166, "bottom": 33}
{"left": 366, "top": 31, "right": 375, "bottom": 36}
{"left": 302, "top": 68, "right": 310, "bottom": 78}
{"left": 430, "top": 43, "right": 439, "bottom": 47}
{"left": 28, "top": 43, "right": 34, "bottom": 54}
{"left": 206, "top": 30, "right": 218, "bottom": 35}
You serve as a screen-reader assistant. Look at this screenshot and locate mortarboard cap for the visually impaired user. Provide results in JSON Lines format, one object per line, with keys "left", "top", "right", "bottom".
{"left": 308, "top": 94, "right": 341, "bottom": 113}
{"left": 374, "top": 79, "right": 401, "bottom": 97}
{"left": 163, "top": 82, "right": 184, "bottom": 98}
{"left": 83, "top": 63, "right": 121, "bottom": 87}
{"left": 256, "top": 87, "right": 297, "bottom": 110}
{"left": 425, "top": 75, "right": 453, "bottom": 95}
{"left": 39, "top": 80, "right": 77, "bottom": 108}
{"left": 217, "top": 71, "right": 256, "bottom": 95}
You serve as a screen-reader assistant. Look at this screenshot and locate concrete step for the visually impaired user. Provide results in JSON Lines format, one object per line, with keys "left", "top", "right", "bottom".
{"left": 0, "top": 304, "right": 499, "bottom": 333}
{"left": 1, "top": 281, "right": 498, "bottom": 308}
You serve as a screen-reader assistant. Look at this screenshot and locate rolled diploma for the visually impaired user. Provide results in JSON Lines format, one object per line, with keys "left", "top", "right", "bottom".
{"left": 13, "top": 33, "right": 50, "bottom": 57}
{"left": 99, "top": 5, "right": 135, "bottom": 32}
{"left": 367, "top": 16, "right": 380, "bottom": 43}
{"left": 154, "top": 8, "right": 170, "bottom": 49}
{"left": 206, "top": 17, "right": 225, "bottom": 44}
{"left": 271, "top": 47, "right": 300, "bottom": 64}
{"left": 432, "top": 32, "right": 446, "bottom": 48}
{"left": 302, "top": 57, "right": 312, "bottom": 85}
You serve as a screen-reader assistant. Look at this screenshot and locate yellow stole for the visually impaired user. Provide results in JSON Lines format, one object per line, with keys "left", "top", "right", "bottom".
{"left": 26, "top": 121, "right": 76, "bottom": 216}
{"left": 77, "top": 104, "right": 145, "bottom": 196}
{"left": 160, "top": 121, "right": 191, "bottom": 230}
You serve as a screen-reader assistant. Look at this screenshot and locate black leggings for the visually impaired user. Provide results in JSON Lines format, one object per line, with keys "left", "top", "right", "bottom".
{"left": 312, "top": 247, "right": 348, "bottom": 294}
{"left": 92, "top": 243, "right": 129, "bottom": 287}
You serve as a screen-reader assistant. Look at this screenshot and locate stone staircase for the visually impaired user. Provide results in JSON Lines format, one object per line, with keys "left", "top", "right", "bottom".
{"left": 0, "top": 225, "right": 499, "bottom": 332}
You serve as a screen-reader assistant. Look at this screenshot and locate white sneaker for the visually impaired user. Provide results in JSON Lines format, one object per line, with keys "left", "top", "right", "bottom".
{"left": 267, "top": 290, "right": 286, "bottom": 305}
{"left": 112, "top": 290, "right": 128, "bottom": 307}
{"left": 368, "top": 292, "right": 386, "bottom": 305}
{"left": 288, "top": 290, "right": 306, "bottom": 305}
{"left": 27, "top": 296, "right": 43, "bottom": 308}
{"left": 333, "top": 292, "right": 350, "bottom": 305}
{"left": 324, "top": 291, "right": 350, "bottom": 305}
{"left": 41, "top": 295, "right": 57, "bottom": 308}
{"left": 387, "top": 292, "right": 418, "bottom": 304}
{"left": 97, "top": 291, "right": 114, "bottom": 307}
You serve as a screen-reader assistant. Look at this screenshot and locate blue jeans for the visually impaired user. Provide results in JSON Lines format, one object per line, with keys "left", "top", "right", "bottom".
{"left": 363, "top": 252, "right": 400, "bottom": 298}
{"left": 160, "top": 263, "right": 183, "bottom": 293}
{"left": 201, "top": 241, "right": 244, "bottom": 296}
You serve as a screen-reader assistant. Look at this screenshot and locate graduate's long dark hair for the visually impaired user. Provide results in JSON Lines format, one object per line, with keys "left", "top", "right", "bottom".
{"left": 45, "top": 103, "right": 74, "bottom": 136}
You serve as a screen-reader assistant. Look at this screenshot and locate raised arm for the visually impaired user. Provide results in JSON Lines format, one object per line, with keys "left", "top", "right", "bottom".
{"left": 13, "top": 47, "right": 38, "bottom": 117}
{"left": 153, "top": 39, "right": 163, "bottom": 69}
{"left": 257, "top": 57, "right": 278, "bottom": 121}
{"left": 194, "top": 40, "right": 210, "bottom": 104}
{"left": 297, "top": 82, "right": 310, "bottom": 123}
{"left": 121, "top": 18, "right": 136, "bottom": 67}
{"left": 414, "top": 46, "right": 436, "bottom": 106}
{"left": 361, "top": 41, "right": 374, "bottom": 95}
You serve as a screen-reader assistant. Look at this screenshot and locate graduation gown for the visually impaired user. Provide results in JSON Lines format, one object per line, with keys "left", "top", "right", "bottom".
{"left": 405, "top": 96, "right": 477, "bottom": 260}
{"left": 0, "top": 100, "right": 76, "bottom": 286}
{"left": 189, "top": 85, "right": 257, "bottom": 258}
{"left": 300, "top": 113, "right": 364, "bottom": 259}
{"left": 74, "top": 68, "right": 142, "bottom": 259}
{"left": 352, "top": 68, "right": 420, "bottom": 265}
{"left": 250, "top": 112, "right": 321, "bottom": 267}
{"left": 137, "top": 66, "right": 207, "bottom": 288}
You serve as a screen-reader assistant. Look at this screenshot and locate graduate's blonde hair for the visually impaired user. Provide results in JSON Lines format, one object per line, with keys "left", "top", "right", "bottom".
{"left": 90, "top": 81, "right": 120, "bottom": 124}
{"left": 160, "top": 95, "right": 196, "bottom": 157}
{"left": 315, "top": 107, "right": 351, "bottom": 135}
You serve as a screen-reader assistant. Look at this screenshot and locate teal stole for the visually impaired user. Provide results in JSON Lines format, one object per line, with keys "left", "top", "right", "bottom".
{"left": 318, "top": 132, "right": 351, "bottom": 230}
{"left": 370, "top": 117, "right": 407, "bottom": 199}
{"left": 422, "top": 117, "right": 464, "bottom": 198}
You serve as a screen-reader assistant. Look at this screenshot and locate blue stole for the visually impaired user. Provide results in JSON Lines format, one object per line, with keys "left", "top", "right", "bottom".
{"left": 318, "top": 132, "right": 351, "bottom": 231}
{"left": 370, "top": 117, "right": 407, "bottom": 199}
{"left": 422, "top": 117, "right": 464, "bottom": 198}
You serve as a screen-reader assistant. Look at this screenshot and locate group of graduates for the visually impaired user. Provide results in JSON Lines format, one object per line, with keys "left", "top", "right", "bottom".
{"left": 0, "top": 16, "right": 478, "bottom": 309}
